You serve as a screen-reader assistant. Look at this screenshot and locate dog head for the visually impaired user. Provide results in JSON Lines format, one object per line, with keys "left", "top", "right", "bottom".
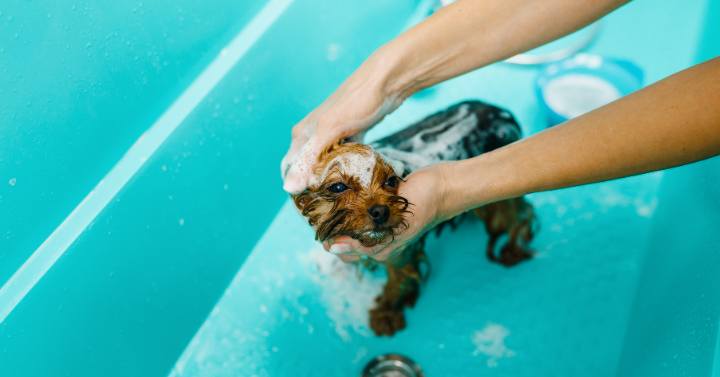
{"left": 291, "top": 142, "right": 410, "bottom": 248}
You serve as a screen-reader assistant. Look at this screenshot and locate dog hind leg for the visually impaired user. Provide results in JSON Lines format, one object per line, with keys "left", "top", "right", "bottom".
{"left": 475, "top": 197, "right": 537, "bottom": 267}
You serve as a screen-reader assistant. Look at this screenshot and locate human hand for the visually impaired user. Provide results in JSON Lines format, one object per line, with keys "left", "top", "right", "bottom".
{"left": 281, "top": 57, "right": 404, "bottom": 194}
{"left": 321, "top": 165, "right": 449, "bottom": 263}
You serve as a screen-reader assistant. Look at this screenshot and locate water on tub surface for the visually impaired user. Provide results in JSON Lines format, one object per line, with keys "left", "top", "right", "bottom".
{"left": 169, "top": 171, "right": 662, "bottom": 377}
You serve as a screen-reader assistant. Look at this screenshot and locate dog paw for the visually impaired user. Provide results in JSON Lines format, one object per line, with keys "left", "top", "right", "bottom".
{"left": 369, "top": 306, "right": 406, "bottom": 336}
{"left": 497, "top": 243, "right": 533, "bottom": 267}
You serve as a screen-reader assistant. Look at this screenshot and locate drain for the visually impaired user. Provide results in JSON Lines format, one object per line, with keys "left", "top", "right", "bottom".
{"left": 361, "top": 354, "right": 424, "bottom": 377}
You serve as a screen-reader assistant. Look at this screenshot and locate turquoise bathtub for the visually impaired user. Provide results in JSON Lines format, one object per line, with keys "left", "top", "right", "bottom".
{"left": 1, "top": 1, "right": 718, "bottom": 376}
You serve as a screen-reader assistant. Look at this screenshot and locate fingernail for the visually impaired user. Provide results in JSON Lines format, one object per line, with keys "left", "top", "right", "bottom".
{"left": 329, "top": 244, "right": 353, "bottom": 255}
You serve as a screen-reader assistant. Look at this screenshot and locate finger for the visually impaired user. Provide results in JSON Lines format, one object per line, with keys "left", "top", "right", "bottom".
{"left": 371, "top": 241, "right": 408, "bottom": 262}
{"left": 280, "top": 142, "right": 302, "bottom": 180}
{"left": 330, "top": 236, "right": 383, "bottom": 255}
{"left": 281, "top": 123, "right": 312, "bottom": 179}
{"left": 328, "top": 242, "right": 356, "bottom": 256}
{"left": 282, "top": 130, "right": 343, "bottom": 193}
{"left": 282, "top": 138, "right": 318, "bottom": 193}
{"left": 338, "top": 254, "right": 361, "bottom": 263}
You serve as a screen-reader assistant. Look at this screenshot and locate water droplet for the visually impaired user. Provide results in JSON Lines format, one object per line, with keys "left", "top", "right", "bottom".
{"left": 326, "top": 43, "right": 342, "bottom": 62}
{"left": 178, "top": 218, "right": 185, "bottom": 226}
{"left": 8, "top": 178, "right": 16, "bottom": 186}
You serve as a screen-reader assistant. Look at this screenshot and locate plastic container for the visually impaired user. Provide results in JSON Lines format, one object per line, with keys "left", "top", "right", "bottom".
{"left": 536, "top": 54, "right": 644, "bottom": 126}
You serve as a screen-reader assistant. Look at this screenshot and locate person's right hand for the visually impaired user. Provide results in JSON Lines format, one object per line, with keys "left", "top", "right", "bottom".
{"left": 281, "top": 55, "right": 403, "bottom": 194}
{"left": 321, "top": 165, "right": 452, "bottom": 263}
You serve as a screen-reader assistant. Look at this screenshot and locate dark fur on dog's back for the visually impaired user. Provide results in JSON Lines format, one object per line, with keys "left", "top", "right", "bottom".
{"left": 372, "top": 100, "right": 523, "bottom": 177}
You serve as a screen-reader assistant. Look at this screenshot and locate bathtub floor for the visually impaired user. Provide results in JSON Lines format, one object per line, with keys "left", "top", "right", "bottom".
{"left": 169, "top": 170, "right": 662, "bottom": 377}
{"left": 166, "top": 1, "right": 708, "bottom": 375}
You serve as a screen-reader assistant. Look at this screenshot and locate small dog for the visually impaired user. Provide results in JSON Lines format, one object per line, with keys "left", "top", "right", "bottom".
{"left": 292, "top": 100, "right": 538, "bottom": 336}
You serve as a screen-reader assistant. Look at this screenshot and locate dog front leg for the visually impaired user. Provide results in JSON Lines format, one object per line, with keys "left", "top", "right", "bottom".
{"left": 369, "top": 244, "right": 427, "bottom": 336}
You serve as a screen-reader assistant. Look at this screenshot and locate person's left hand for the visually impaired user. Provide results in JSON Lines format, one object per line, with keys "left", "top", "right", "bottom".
{"left": 321, "top": 165, "right": 448, "bottom": 262}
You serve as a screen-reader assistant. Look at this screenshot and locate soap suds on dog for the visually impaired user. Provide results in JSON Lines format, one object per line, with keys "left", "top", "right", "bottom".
{"left": 318, "top": 152, "right": 377, "bottom": 188}
{"left": 337, "top": 152, "right": 376, "bottom": 188}
{"left": 472, "top": 323, "right": 516, "bottom": 368}
{"left": 374, "top": 103, "right": 521, "bottom": 176}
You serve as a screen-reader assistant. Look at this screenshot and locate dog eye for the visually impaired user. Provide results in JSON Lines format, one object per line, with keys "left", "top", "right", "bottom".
{"left": 327, "top": 182, "right": 349, "bottom": 193}
{"left": 384, "top": 176, "right": 400, "bottom": 189}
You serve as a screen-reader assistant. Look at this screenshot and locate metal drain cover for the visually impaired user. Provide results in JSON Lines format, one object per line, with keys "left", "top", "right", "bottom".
{"left": 362, "top": 354, "right": 424, "bottom": 377}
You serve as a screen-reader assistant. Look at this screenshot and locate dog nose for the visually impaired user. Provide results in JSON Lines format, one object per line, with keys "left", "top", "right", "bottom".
{"left": 368, "top": 205, "right": 390, "bottom": 224}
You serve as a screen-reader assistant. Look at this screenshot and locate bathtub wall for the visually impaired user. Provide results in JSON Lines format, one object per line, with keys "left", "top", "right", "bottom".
{"left": 617, "top": 2, "right": 720, "bottom": 374}
{"left": 0, "top": 1, "right": 417, "bottom": 376}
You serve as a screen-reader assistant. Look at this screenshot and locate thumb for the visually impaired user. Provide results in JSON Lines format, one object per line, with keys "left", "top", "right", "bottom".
{"left": 281, "top": 131, "right": 340, "bottom": 194}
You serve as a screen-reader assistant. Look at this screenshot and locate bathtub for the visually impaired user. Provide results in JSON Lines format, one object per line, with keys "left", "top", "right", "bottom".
{"left": 0, "top": 0, "right": 718, "bottom": 376}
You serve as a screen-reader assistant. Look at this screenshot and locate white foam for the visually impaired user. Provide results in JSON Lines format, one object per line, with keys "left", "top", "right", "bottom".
{"left": 302, "top": 247, "right": 384, "bottom": 341}
{"left": 283, "top": 137, "right": 318, "bottom": 193}
{"left": 282, "top": 95, "right": 403, "bottom": 193}
{"left": 376, "top": 147, "right": 433, "bottom": 174}
{"left": 472, "top": 323, "right": 516, "bottom": 368}
{"left": 376, "top": 151, "right": 406, "bottom": 176}
{"left": 406, "top": 104, "right": 476, "bottom": 156}
{"left": 376, "top": 104, "right": 485, "bottom": 174}
{"left": 318, "top": 152, "right": 377, "bottom": 188}
{"left": 544, "top": 74, "right": 621, "bottom": 118}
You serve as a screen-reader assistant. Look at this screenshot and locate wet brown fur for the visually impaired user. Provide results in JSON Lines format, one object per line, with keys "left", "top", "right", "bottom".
{"left": 292, "top": 143, "right": 537, "bottom": 336}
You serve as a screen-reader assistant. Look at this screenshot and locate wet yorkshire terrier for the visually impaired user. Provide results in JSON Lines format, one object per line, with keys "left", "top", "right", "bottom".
{"left": 292, "top": 100, "right": 538, "bottom": 336}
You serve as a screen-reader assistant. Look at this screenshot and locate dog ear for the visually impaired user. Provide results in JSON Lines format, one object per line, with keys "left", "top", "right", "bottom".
{"left": 292, "top": 191, "right": 312, "bottom": 212}
{"left": 316, "top": 139, "right": 344, "bottom": 164}
{"left": 291, "top": 190, "right": 322, "bottom": 227}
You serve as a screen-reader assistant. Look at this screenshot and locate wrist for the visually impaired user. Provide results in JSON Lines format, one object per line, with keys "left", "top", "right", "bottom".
{"left": 432, "top": 162, "right": 461, "bottom": 222}
{"left": 438, "top": 152, "right": 523, "bottom": 218}
{"left": 366, "top": 40, "right": 418, "bottom": 101}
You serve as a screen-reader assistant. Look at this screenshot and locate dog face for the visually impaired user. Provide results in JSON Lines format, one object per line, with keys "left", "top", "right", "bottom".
{"left": 291, "top": 142, "right": 410, "bottom": 247}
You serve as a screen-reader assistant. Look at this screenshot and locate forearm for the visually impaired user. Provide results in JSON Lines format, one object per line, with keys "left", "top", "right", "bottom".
{"left": 373, "top": 0, "right": 627, "bottom": 98}
{"left": 440, "top": 57, "right": 720, "bottom": 218}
